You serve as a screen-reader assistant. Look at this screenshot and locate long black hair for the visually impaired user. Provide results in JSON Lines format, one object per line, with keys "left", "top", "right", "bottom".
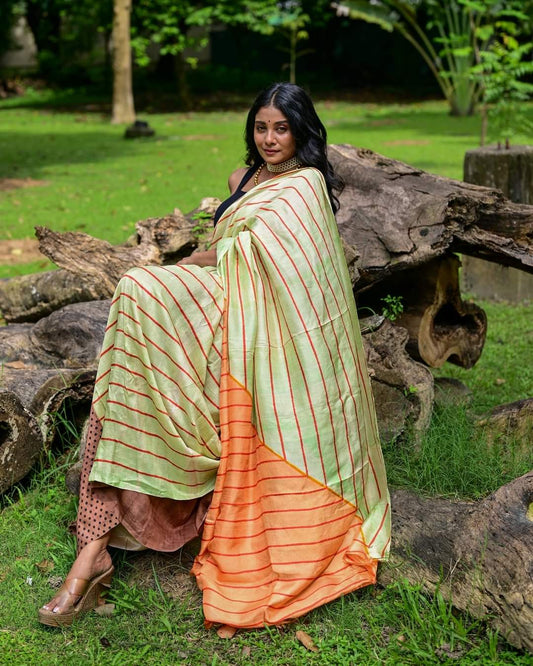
{"left": 244, "top": 82, "right": 344, "bottom": 214}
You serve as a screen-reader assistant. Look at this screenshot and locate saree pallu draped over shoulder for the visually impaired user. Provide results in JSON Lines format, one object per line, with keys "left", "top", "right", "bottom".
{"left": 90, "top": 167, "right": 390, "bottom": 628}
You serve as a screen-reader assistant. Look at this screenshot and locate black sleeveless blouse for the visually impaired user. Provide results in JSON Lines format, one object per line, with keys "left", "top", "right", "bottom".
{"left": 213, "top": 164, "right": 260, "bottom": 226}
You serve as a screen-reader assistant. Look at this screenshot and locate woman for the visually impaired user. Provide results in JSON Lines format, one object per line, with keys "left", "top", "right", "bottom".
{"left": 39, "top": 82, "right": 390, "bottom": 629}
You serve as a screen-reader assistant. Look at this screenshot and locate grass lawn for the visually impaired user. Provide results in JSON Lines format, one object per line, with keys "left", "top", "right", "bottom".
{"left": 1, "top": 94, "right": 532, "bottom": 664}
{"left": 3, "top": 96, "right": 528, "bottom": 276}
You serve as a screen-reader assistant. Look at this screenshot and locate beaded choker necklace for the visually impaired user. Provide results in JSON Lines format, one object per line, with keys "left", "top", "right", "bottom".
{"left": 266, "top": 156, "right": 302, "bottom": 173}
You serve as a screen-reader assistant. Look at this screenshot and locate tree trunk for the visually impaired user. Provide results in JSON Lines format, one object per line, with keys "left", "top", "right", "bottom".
{"left": 329, "top": 144, "right": 533, "bottom": 286}
{"left": 174, "top": 52, "right": 192, "bottom": 111}
{"left": 358, "top": 255, "right": 487, "bottom": 369}
{"left": 381, "top": 472, "right": 533, "bottom": 652}
{"left": 111, "top": 0, "right": 135, "bottom": 125}
{"left": 0, "top": 201, "right": 218, "bottom": 323}
{"left": 462, "top": 145, "right": 533, "bottom": 303}
{"left": 0, "top": 368, "right": 96, "bottom": 493}
{"left": 464, "top": 145, "right": 533, "bottom": 204}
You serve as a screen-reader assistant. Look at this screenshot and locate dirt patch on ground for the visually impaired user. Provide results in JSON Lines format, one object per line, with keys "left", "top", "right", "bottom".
{"left": 0, "top": 238, "right": 44, "bottom": 265}
{"left": 126, "top": 539, "right": 202, "bottom": 604}
{"left": 0, "top": 178, "right": 50, "bottom": 192}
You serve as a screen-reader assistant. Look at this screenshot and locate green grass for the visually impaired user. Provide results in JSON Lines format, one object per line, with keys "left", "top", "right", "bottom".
{"left": 434, "top": 300, "right": 533, "bottom": 412}
{"left": 385, "top": 298, "right": 533, "bottom": 499}
{"left": 1, "top": 93, "right": 532, "bottom": 663}
{"left": 1, "top": 459, "right": 529, "bottom": 665}
{"left": 2, "top": 99, "right": 532, "bottom": 251}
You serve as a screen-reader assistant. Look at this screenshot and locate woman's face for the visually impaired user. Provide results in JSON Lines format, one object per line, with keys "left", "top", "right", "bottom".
{"left": 253, "top": 105, "right": 296, "bottom": 165}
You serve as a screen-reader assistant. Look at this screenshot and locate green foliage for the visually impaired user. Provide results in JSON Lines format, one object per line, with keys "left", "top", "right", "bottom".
{"left": 467, "top": 2, "right": 533, "bottom": 146}
{"left": 381, "top": 294, "right": 404, "bottom": 321}
{"left": 265, "top": 3, "right": 312, "bottom": 84}
{"left": 190, "top": 210, "right": 213, "bottom": 245}
{"left": 22, "top": 0, "right": 113, "bottom": 84}
{"left": 333, "top": 0, "right": 533, "bottom": 118}
{"left": 334, "top": 0, "right": 481, "bottom": 115}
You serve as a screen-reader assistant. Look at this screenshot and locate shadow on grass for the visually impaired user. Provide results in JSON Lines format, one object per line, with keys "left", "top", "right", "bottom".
{"left": 0, "top": 128, "right": 160, "bottom": 181}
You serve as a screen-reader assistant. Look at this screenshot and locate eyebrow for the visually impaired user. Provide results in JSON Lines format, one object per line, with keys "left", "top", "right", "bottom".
{"left": 255, "top": 119, "right": 289, "bottom": 126}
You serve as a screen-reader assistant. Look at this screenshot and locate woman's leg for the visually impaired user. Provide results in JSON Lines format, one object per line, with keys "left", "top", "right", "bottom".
{"left": 40, "top": 531, "right": 113, "bottom": 614}
{"left": 39, "top": 411, "right": 118, "bottom": 622}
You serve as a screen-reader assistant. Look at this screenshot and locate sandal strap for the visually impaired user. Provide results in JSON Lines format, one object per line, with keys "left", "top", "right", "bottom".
{"left": 63, "top": 577, "right": 90, "bottom": 597}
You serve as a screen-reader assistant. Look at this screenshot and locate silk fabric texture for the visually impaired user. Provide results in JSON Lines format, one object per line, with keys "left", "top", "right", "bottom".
{"left": 90, "top": 167, "right": 390, "bottom": 627}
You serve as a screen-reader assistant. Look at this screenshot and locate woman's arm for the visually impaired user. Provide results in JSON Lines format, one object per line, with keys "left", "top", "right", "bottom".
{"left": 177, "top": 249, "right": 217, "bottom": 267}
{"left": 177, "top": 168, "right": 248, "bottom": 268}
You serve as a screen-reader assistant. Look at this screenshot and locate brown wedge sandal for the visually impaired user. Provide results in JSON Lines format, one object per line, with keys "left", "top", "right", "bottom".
{"left": 38, "top": 565, "right": 114, "bottom": 627}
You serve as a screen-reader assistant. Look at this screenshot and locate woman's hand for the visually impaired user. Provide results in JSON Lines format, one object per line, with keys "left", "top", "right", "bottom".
{"left": 177, "top": 249, "right": 217, "bottom": 267}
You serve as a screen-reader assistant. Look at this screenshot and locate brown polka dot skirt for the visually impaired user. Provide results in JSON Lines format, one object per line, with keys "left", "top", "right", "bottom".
{"left": 74, "top": 409, "right": 211, "bottom": 555}
{"left": 75, "top": 409, "right": 121, "bottom": 553}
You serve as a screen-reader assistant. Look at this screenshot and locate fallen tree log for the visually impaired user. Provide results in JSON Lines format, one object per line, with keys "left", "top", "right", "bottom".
{"left": 0, "top": 199, "right": 218, "bottom": 323}
{"left": 36, "top": 198, "right": 219, "bottom": 296}
{"left": 0, "top": 300, "right": 110, "bottom": 492}
{"left": 0, "top": 300, "right": 110, "bottom": 368}
{"left": 380, "top": 472, "right": 533, "bottom": 652}
{"left": 0, "top": 368, "right": 96, "bottom": 493}
{"left": 0, "top": 270, "right": 97, "bottom": 324}
{"left": 329, "top": 144, "right": 533, "bottom": 289}
{"left": 358, "top": 254, "right": 487, "bottom": 368}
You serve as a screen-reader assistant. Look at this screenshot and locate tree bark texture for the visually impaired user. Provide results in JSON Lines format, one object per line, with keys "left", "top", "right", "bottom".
{"left": 0, "top": 300, "right": 110, "bottom": 492}
{"left": 329, "top": 144, "right": 533, "bottom": 286}
{"left": 358, "top": 255, "right": 487, "bottom": 368}
{"left": 362, "top": 319, "right": 434, "bottom": 443}
{"left": 0, "top": 368, "right": 96, "bottom": 494}
{"left": 111, "top": 0, "right": 135, "bottom": 125}
{"left": 0, "top": 269, "right": 97, "bottom": 324}
{"left": 381, "top": 473, "right": 533, "bottom": 652}
{"left": 0, "top": 201, "right": 219, "bottom": 324}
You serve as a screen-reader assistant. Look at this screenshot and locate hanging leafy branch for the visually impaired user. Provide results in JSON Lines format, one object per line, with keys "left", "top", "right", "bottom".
{"left": 331, "top": 0, "right": 524, "bottom": 116}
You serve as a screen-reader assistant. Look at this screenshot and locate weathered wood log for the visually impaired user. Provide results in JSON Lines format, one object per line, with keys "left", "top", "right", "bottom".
{"left": 380, "top": 472, "right": 533, "bottom": 652}
{"left": 0, "top": 269, "right": 97, "bottom": 324}
{"left": 362, "top": 319, "right": 434, "bottom": 442}
{"left": 0, "top": 300, "right": 110, "bottom": 368}
{"left": 0, "top": 368, "right": 96, "bottom": 493}
{"left": 476, "top": 398, "right": 533, "bottom": 454}
{"left": 0, "top": 300, "right": 110, "bottom": 491}
{"left": 36, "top": 198, "right": 220, "bottom": 295}
{"left": 0, "top": 199, "right": 219, "bottom": 323}
{"left": 358, "top": 254, "right": 487, "bottom": 368}
{"left": 329, "top": 144, "right": 533, "bottom": 289}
